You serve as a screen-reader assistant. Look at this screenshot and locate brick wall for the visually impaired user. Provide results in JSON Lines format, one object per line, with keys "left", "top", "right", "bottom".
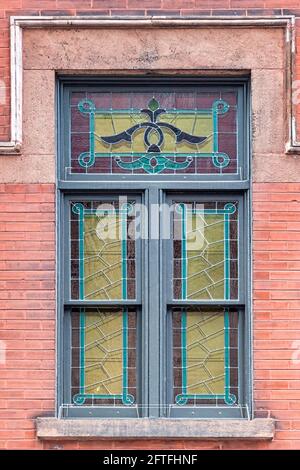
{"left": 1, "top": 0, "right": 300, "bottom": 451}
{"left": 0, "top": 184, "right": 55, "bottom": 450}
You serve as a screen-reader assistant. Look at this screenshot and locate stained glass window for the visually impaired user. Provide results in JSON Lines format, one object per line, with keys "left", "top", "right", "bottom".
{"left": 70, "top": 90, "right": 238, "bottom": 175}
{"left": 70, "top": 200, "right": 136, "bottom": 300}
{"left": 71, "top": 308, "right": 136, "bottom": 406}
{"left": 60, "top": 79, "right": 249, "bottom": 419}
{"left": 173, "top": 200, "right": 238, "bottom": 300}
{"left": 172, "top": 308, "right": 239, "bottom": 407}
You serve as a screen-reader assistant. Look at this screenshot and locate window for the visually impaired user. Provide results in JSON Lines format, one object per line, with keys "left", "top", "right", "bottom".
{"left": 58, "top": 78, "right": 251, "bottom": 419}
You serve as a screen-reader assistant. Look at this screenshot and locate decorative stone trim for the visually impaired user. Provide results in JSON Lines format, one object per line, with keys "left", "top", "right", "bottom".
{"left": 36, "top": 417, "right": 275, "bottom": 441}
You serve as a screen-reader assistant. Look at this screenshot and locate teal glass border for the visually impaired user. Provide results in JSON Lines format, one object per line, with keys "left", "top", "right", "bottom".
{"left": 76, "top": 98, "right": 230, "bottom": 174}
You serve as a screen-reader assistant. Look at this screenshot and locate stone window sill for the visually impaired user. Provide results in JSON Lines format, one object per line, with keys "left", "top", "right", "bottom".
{"left": 36, "top": 418, "right": 275, "bottom": 441}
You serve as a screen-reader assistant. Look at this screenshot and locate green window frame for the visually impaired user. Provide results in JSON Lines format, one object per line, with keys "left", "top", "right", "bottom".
{"left": 57, "top": 77, "right": 251, "bottom": 419}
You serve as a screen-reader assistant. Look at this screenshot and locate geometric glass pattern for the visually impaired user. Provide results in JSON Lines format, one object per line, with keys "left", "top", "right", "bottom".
{"left": 70, "top": 90, "right": 238, "bottom": 175}
{"left": 173, "top": 201, "right": 238, "bottom": 300}
{"left": 173, "top": 308, "right": 239, "bottom": 406}
{"left": 71, "top": 200, "right": 136, "bottom": 300}
{"left": 71, "top": 308, "right": 136, "bottom": 406}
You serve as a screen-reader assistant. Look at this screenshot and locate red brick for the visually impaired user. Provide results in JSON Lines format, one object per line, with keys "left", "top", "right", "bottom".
{"left": 211, "top": 9, "right": 246, "bottom": 15}
{"left": 231, "top": 1, "right": 264, "bottom": 7}
{"left": 254, "top": 311, "right": 271, "bottom": 320}
{"left": 267, "top": 0, "right": 300, "bottom": 6}
{"left": 4, "top": 184, "right": 54, "bottom": 193}
{"left": 0, "top": 251, "right": 54, "bottom": 261}
{"left": 0, "top": 242, "right": 55, "bottom": 252}
{"left": 254, "top": 261, "right": 289, "bottom": 270}
{"left": 255, "top": 400, "right": 289, "bottom": 411}
{"left": 254, "top": 272, "right": 270, "bottom": 280}
{"left": 0, "top": 212, "right": 54, "bottom": 222}
{"left": 2, "top": 380, "right": 53, "bottom": 390}
{"left": 40, "top": 10, "right": 75, "bottom": 16}
{"left": 0, "top": 1, "right": 21, "bottom": 8}
{"left": 276, "top": 431, "right": 300, "bottom": 440}
{"left": 163, "top": 0, "right": 195, "bottom": 7}
{"left": 254, "top": 350, "right": 298, "bottom": 360}
{"left": 270, "top": 271, "right": 300, "bottom": 280}
{"left": 0, "top": 203, "right": 54, "bottom": 213}
{"left": 181, "top": 9, "right": 211, "bottom": 15}
{"left": 254, "top": 280, "right": 300, "bottom": 290}
{"left": 147, "top": 9, "right": 181, "bottom": 15}
{"left": 194, "top": 0, "right": 229, "bottom": 7}
{"left": 0, "top": 193, "right": 54, "bottom": 202}
{"left": 255, "top": 380, "right": 289, "bottom": 389}
{"left": 6, "top": 440, "right": 42, "bottom": 450}
{"left": 254, "top": 339, "right": 297, "bottom": 350}
{"left": 128, "top": 0, "right": 161, "bottom": 8}
{"left": 109, "top": 9, "right": 146, "bottom": 16}
{"left": 248, "top": 8, "right": 282, "bottom": 15}
{"left": 0, "top": 271, "right": 54, "bottom": 280}
{"left": 94, "top": 0, "right": 127, "bottom": 7}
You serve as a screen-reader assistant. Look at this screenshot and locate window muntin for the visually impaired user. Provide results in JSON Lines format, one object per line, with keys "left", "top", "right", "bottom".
{"left": 69, "top": 89, "right": 238, "bottom": 176}
{"left": 60, "top": 79, "right": 250, "bottom": 419}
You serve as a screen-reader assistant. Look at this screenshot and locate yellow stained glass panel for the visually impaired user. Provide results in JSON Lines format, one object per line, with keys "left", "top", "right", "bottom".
{"left": 94, "top": 113, "right": 213, "bottom": 154}
{"left": 186, "top": 213, "right": 225, "bottom": 300}
{"left": 84, "top": 312, "right": 123, "bottom": 396}
{"left": 186, "top": 312, "right": 225, "bottom": 395}
{"left": 84, "top": 214, "right": 123, "bottom": 300}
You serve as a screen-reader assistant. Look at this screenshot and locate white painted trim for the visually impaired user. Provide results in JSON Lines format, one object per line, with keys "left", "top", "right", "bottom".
{"left": 0, "top": 15, "right": 298, "bottom": 154}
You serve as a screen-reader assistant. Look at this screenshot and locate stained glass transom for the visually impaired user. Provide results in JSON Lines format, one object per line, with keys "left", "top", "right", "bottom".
{"left": 70, "top": 91, "right": 238, "bottom": 175}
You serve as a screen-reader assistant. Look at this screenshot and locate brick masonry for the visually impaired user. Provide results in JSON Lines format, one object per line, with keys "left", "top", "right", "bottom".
{"left": 0, "top": 0, "right": 300, "bottom": 451}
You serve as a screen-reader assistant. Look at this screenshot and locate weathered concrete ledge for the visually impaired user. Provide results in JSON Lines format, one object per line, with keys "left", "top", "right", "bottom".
{"left": 36, "top": 418, "right": 275, "bottom": 441}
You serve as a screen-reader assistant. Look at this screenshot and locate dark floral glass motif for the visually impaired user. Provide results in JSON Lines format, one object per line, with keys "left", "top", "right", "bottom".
{"left": 101, "top": 98, "right": 207, "bottom": 173}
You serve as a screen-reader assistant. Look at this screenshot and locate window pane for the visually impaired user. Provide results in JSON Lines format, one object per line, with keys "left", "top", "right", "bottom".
{"left": 70, "top": 90, "right": 238, "bottom": 175}
{"left": 70, "top": 200, "right": 136, "bottom": 300}
{"left": 172, "top": 307, "right": 239, "bottom": 406}
{"left": 71, "top": 308, "right": 137, "bottom": 406}
{"left": 173, "top": 200, "right": 238, "bottom": 300}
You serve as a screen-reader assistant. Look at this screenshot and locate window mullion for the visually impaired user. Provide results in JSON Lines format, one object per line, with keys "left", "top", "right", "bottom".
{"left": 147, "top": 187, "right": 161, "bottom": 418}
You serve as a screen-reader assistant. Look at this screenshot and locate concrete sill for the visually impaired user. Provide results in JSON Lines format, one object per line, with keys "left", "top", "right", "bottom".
{"left": 36, "top": 418, "right": 275, "bottom": 441}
